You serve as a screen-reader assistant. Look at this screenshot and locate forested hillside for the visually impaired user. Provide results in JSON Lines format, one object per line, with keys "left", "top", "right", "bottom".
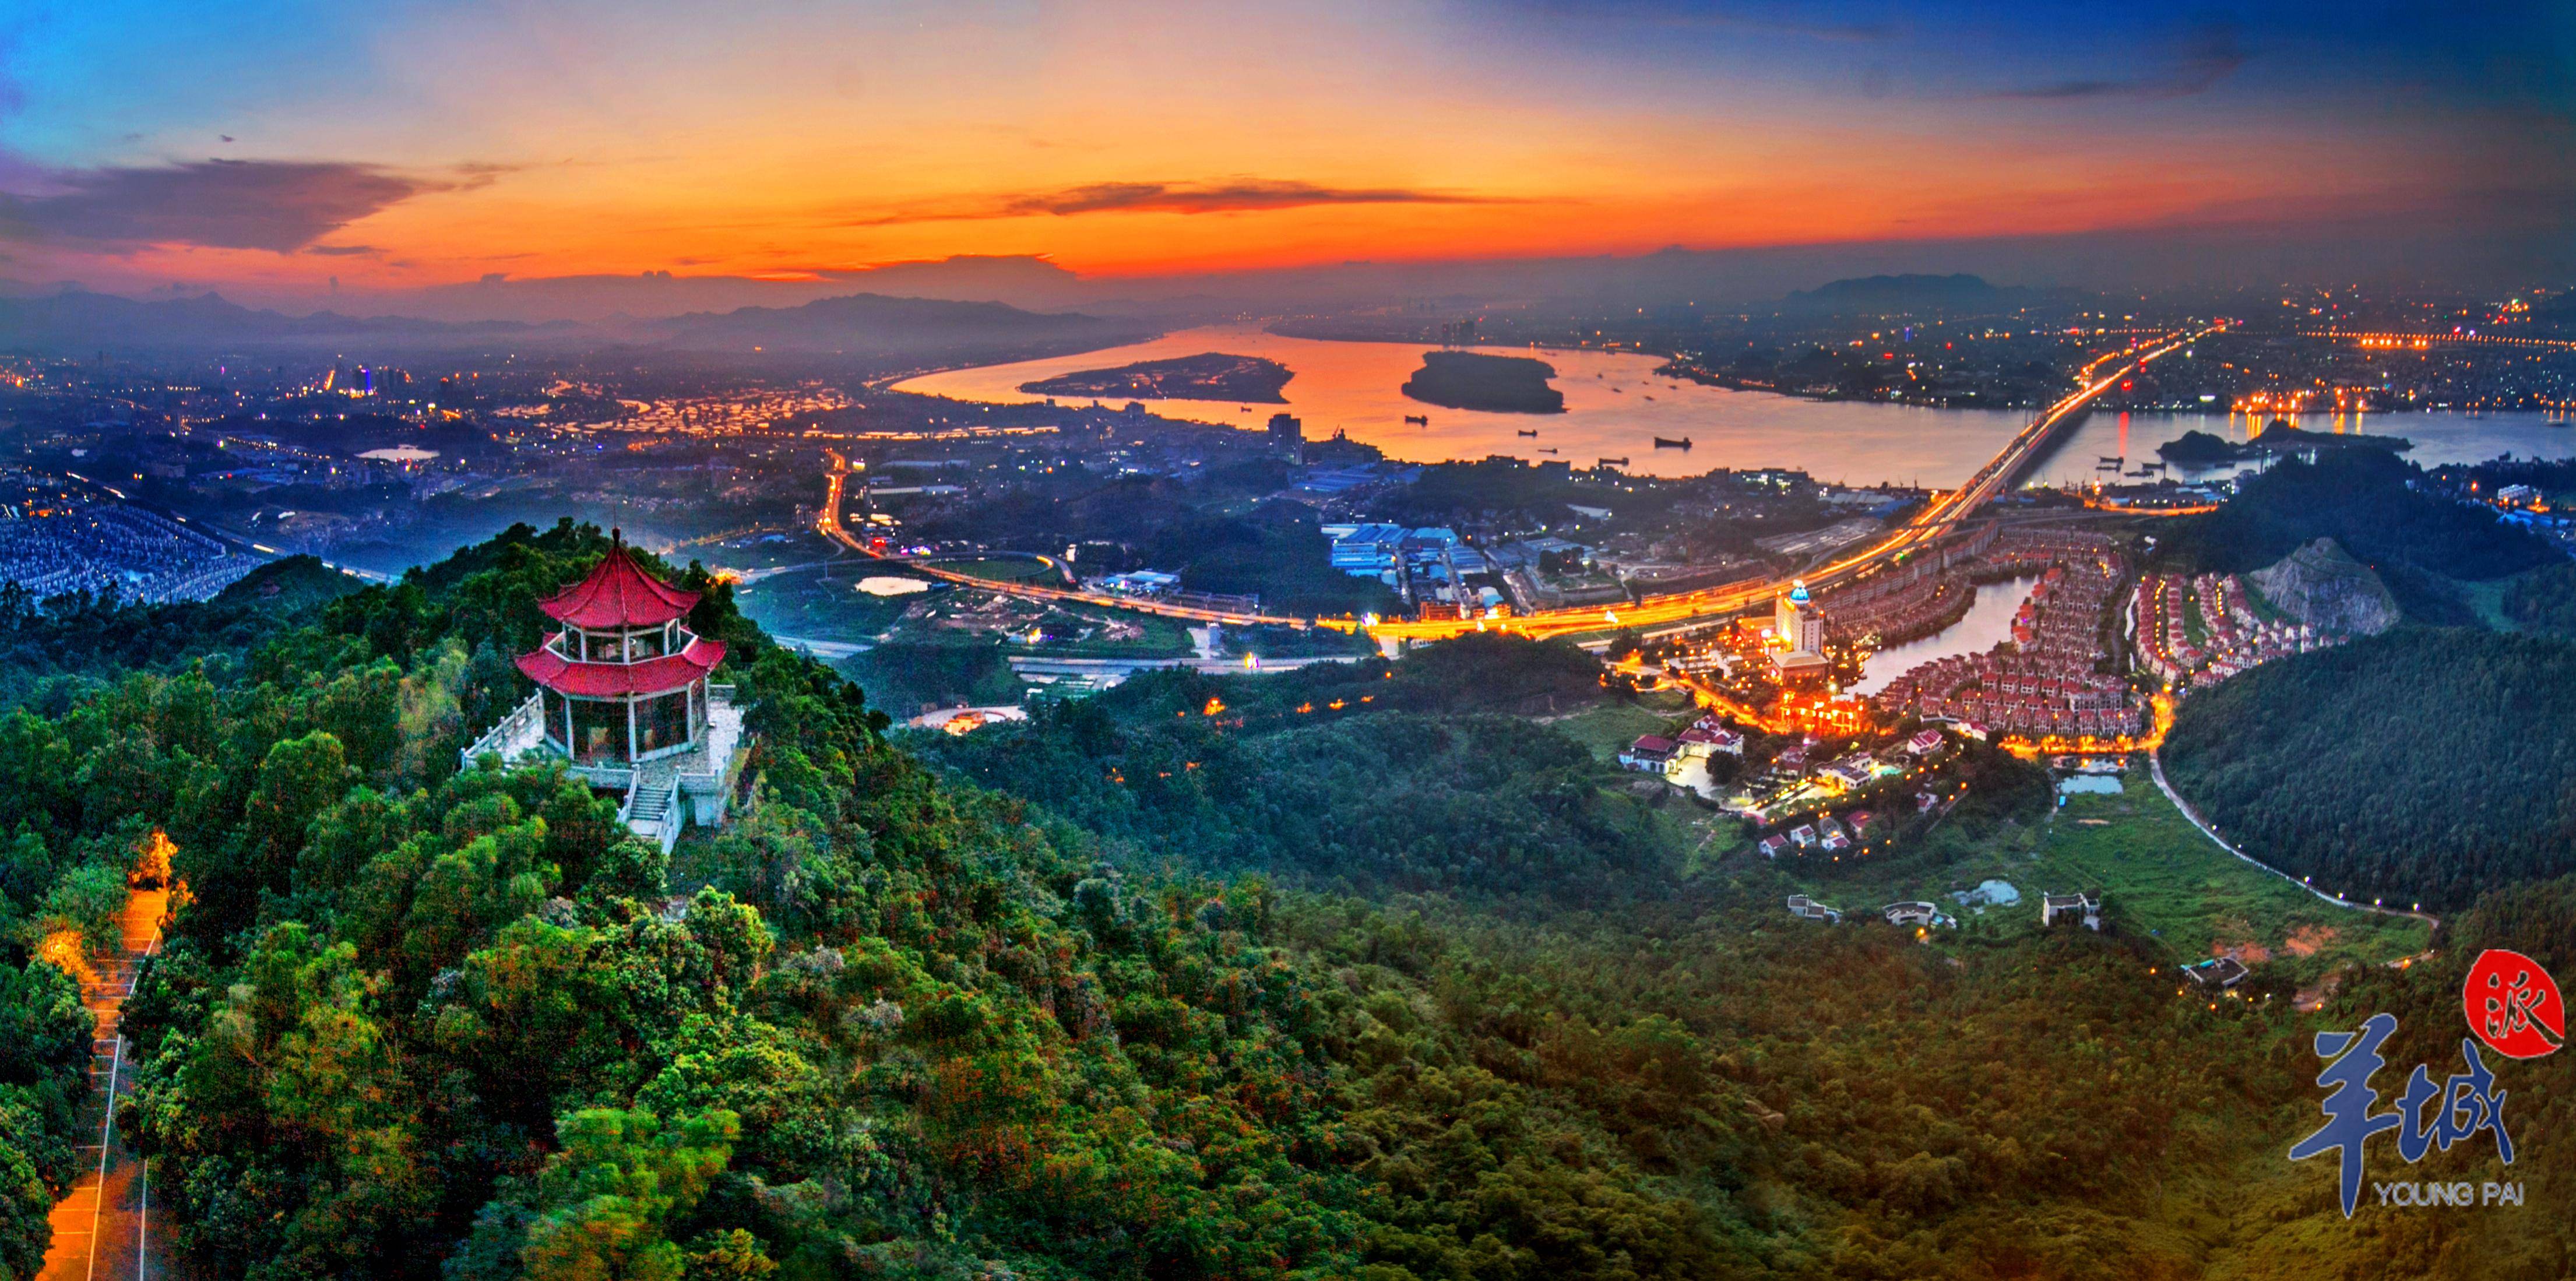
{"left": 2158, "top": 451, "right": 2557, "bottom": 624}
{"left": 0, "top": 521, "right": 2566, "bottom": 1279}
{"left": 920, "top": 635, "right": 1665, "bottom": 896}
{"left": 2162, "top": 627, "right": 2576, "bottom": 907}
{"left": 2504, "top": 559, "right": 2576, "bottom": 636}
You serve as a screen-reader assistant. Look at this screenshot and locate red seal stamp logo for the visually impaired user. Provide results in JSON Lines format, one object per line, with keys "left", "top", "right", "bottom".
{"left": 2464, "top": 948, "right": 2564, "bottom": 1060}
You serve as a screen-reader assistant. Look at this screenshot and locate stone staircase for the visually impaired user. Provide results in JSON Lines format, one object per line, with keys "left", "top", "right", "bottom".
{"left": 621, "top": 763, "right": 684, "bottom": 856}
{"left": 628, "top": 780, "right": 672, "bottom": 827}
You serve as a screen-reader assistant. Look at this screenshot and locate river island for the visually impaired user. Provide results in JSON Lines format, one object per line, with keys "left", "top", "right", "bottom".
{"left": 2158, "top": 423, "right": 2415, "bottom": 465}
{"left": 1018, "top": 352, "right": 1294, "bottom": 403}
{"left": 1399, "top": 350, "right": 1567, "bottom": 413}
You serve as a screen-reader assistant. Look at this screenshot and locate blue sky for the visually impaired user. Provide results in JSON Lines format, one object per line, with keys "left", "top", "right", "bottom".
{"left": 0, "top": 1, "right": 2566, "bottom": 307}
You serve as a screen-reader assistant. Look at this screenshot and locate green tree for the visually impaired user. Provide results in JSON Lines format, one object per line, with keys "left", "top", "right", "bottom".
{"left": 515, "top": 1108, "right": 738, "bottom": 1281}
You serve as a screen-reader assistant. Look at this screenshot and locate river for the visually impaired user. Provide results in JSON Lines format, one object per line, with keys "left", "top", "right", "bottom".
{"left": 1850, "top": 575, "right": 2039, "bottom": 696}
{"left": 893, "top": 325, "right": 2576, "bottom": 487}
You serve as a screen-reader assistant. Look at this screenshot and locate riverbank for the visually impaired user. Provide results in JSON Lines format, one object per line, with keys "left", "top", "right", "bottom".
{"left": 888, "top": 325, "right": 2576, "bottom": 487}
{"left": 1653, "top": 357, "right": 2049, "bottom": 412}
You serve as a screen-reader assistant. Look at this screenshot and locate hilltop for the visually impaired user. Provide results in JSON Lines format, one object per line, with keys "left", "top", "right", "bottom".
{"left": 0, "top": 521, "right": 2563, "bottom": 1279}
{"left": 1780, "top": 272, "right": 2033, "bottom": 314}
{"left": 2247, "top": 537, "right": 2398, "bottom": 635}
{"left": 2158, "top": 449, "right": 2556, "bottom": 624}
{"left": 210, "top": 554, "right": 367, "bottom": 607}
{"left": 649, "top": 290, "right": 1142, "bottom": 356}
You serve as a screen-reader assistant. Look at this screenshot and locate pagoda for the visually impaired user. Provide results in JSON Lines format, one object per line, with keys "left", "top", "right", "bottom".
{"left": 461, "top": 532, "right": 748, "bottom": 847}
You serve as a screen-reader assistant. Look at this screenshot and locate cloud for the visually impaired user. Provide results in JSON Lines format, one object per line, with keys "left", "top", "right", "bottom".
{"left": 1991, "top": 23, "right": 2246, "bottom": 100}
{"left": 1501, "top": 1, "right": 1892, "bottom": 41}
{"left": 0, "top": 159, "right": 469, "bottom": 252}
{"left": 811, "top": 252, "right": 1074, "bottom": 277}
{"left": 851, "top": 180, "right": 1517, "bottom": 226}
{"left": 303, "top": 243, "right": 376, "bottom": 256}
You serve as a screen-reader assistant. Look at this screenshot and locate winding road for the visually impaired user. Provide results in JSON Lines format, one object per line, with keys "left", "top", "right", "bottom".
{"left": 2149, "top": 745, "right": 2441, "bottom": 946}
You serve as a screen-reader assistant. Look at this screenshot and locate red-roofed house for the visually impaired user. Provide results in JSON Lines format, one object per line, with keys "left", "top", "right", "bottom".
{"left": 1676, "top": 725, "right": 1745, "bottom": 757}
{"left": 1620, "top": 734, "right": 1677, "bottom": 772}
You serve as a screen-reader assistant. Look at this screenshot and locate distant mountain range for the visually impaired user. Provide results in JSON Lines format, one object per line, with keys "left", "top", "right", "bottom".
{"left": 0, "top": 287, "right": 1139, "bottom": 358}
{"left": 1779, "top": 273, "right": 2040, "bottom": 314}
{"left": 0, "top": 289, "right": 557, "bottom": 351}
{"left": 650, "top": 292, "right": 1138, "bottom": 356}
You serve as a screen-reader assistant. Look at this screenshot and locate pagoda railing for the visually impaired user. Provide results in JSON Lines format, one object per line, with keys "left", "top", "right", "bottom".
{"left": 464, "top": 684, "right": 744, "bottom": 830}
{"left": 458, "top": 693, "right": 546, "bottom": 771}
{"left": 652, "top": 777, "right": 683, "bottom": 857}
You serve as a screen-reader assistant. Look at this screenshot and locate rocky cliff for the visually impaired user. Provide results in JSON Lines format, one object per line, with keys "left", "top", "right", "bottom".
{"left": 2248, "top": 537, "right": 2399, "bottom": 635}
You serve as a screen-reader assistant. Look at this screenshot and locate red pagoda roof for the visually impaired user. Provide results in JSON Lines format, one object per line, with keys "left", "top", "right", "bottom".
{"left": 540, "top": 541, "right": 699, "bottom": 629}
{"left": 518, "top": 636, "right": 726, "bottom": 697}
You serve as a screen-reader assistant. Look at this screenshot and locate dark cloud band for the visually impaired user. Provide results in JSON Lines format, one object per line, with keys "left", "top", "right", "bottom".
{"left": 852, "top": 180, "right": 1514, "bottom": 226}
{"left": 0, "top": 159, "right": 473, "bottom": 252}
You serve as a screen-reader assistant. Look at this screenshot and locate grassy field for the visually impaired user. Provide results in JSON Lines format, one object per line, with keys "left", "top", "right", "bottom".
{"left": 1218, "top": 623, "right": 1380, "bottom": 660}
{"left": 733, "top": 564, "right": 921, "bottom": 640}
{"left": 2455, "top": 571, "right": 2528, "bottom": 632}
{"left": 2182, "top": 590, "right": 2209, "bottom": 647}
{"left": 1548, "top": 695, "right": 1695, "bottom": 765}
{"left": 1780, "top": 786, "right": 2428, "bottom": 983}
{"left": 680, "top": 529, "right": 841, "bottom": 571}
{"left": 2025, "top": 792, "right": 2429, "bottom": 979}
{"left": 1004, "top": 607, "right": 1194, "bottom": 657}
{"left": 931, "top": 556, "right": 1057, "bottom": 583}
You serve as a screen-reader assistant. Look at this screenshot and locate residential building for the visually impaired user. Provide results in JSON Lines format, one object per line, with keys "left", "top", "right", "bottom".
{"left": 2040, "top": 891, "right": 2102, "bottom": 930}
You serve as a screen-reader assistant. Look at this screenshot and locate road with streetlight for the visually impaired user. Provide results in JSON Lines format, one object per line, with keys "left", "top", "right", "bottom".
{"left": 2149, "top": 744, "right": 2441, "bottom": 949}
{"left": 815, "top": 325, "right": 2221, "bottom": 644}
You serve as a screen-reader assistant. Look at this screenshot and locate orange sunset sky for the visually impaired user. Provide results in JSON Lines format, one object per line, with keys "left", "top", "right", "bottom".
{"left": 2, "top": 1, "right": 2567, "bottom": 312}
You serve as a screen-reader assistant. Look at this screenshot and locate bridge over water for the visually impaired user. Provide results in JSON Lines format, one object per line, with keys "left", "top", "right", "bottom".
{"left": 815, "top": 325, "right": 2219, "bottom": 644}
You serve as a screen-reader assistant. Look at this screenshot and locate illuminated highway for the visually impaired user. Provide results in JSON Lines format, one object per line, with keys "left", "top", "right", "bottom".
{"left": 814, "top": 457, "right": 1325, "bottom": 629}
{"left": 1370, "top": 323, "right": 2217, "bottom": 640}
{"left": 2301, "top": 328, "right": 2576, "bottom": 353}
{"left": 815, "top": 324, "right": 2218, "bottom": 643}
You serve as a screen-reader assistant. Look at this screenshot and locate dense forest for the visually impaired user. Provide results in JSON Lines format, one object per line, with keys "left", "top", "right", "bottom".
{"left": 0, "top": 520, "right": 2567, "bottom": 1278}
{"left": 917, "top": 635, "right": 1670, "bottom": 898}
{"left": 2161, "top": 627, "right": 2576, "bottom": 908}
{"left": 2504, "top": 560, "right": 2576, "bottom": 637}
{"left": 906, "top": 476, "right": 1398, "bottom": 617}
{"left": 2155, "top": 449, "right": 2576, "bottom": 907}
{"left": 2158, "top": 450, "right": 2557, "bottom": 624}
{"left": 835, "top": 640, "right": 1026, "bottom": 719}
{"left": 1133, "top": 504, "right": 1402, "bottom": 616}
